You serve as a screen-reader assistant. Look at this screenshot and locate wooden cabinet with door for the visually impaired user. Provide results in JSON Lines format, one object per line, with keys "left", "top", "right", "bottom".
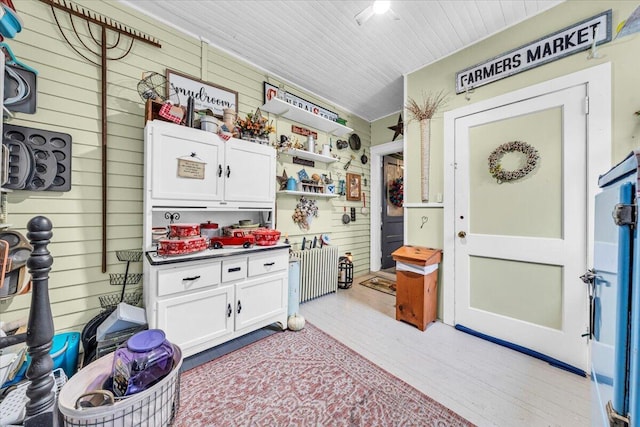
{"left": 392, "top": 246, "right": 441, "bottom": 331}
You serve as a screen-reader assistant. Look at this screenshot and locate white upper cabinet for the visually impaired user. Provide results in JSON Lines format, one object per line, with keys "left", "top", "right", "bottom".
{"left": 224, "top": 139, "right": 275, "bottom": 204}
{"left": 144, "top": 121, "right": 275, "bottom": 209}
{"left": 146, "top": 121, "right": 223, "bottom": 206}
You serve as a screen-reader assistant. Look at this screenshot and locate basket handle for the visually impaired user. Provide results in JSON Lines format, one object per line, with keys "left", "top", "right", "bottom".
{"left": 75, "top": 390, "right": 115, "bottom": 409}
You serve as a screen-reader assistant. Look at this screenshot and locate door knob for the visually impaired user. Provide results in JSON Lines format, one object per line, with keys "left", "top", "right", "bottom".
{"left": 458, "top": 231, "right": 466, "bottom": 238}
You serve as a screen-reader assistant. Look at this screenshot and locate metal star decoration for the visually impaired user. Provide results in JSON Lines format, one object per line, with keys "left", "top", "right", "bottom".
{"left": 388, "top": 113, "right": 404, "bottom": 141}
{"left": 277, "top": 169, "right": 288, "bottom": 190}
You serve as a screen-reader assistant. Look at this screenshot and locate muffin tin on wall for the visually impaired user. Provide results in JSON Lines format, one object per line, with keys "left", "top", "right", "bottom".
{"left": 2, "top": 123, "right": 72, "bottom": 191}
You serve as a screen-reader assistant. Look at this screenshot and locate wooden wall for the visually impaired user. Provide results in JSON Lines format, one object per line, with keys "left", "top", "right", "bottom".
{"left": 0, "top": 0, "right": 371, "bottom": 333}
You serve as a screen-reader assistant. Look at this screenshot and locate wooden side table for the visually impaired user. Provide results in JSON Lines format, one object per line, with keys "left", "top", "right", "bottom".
{"left": 391, "top": 246, "right": 442, "bottom": 331}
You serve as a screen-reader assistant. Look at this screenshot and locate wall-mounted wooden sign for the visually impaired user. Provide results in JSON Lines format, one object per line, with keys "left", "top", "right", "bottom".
{"left": 168, "top": 69, "right": 238, "bottom": 118}
{"left": 456, "top": 10, "right": 612, "bottom": 93}
{"left": 264, "top": 82, "right": 339, "bottom": 121}
{"left": 293, "top": 157, "right": 315, "bottom": 167}
{"left": 292, "top": 125, "right": 318, "bottom": 139}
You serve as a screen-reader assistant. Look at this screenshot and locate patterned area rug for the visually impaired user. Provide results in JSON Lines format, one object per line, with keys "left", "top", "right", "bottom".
{"left": 359, "top": 275, "right": 396, "bottom": 295}
{"left": 176, "top": 324, "right": 474, "bottom": 426}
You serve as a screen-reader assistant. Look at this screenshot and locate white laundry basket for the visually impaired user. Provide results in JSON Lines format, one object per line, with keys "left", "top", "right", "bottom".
{"left": 57, "top": 344, "right": 182, "bottom": 427}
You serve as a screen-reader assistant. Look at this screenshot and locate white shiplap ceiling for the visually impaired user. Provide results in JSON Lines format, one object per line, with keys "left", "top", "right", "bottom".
{"left": 123, "top": 0, "right": 563, "bottom": 122}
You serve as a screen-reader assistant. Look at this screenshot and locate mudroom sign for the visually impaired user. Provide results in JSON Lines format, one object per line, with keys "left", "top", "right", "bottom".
{"left": 456, "top": 10, "right": 612, "bottom": 94}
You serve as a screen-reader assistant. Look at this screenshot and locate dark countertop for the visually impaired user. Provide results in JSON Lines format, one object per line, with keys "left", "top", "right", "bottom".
{"left": 145, "top": 243, "right": 291, "bottom": 266}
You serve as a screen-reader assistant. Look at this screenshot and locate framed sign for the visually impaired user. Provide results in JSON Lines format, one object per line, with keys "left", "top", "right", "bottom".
{"left": 264, "top": 82, "right": 339, "bottom": 122}
{"left": 167, "top": 69, "right": 238, "bottom": 118}
{"left": 177, "top": 155, "right": 206, "bottom": 180}
{"left": 346, "top": 173, "right": 361, "bottom": 201}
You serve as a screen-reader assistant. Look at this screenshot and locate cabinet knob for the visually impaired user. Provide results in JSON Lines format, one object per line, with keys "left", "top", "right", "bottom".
{"left": 227, "top": 303, "right": 232, "bottom": 318}
{"left": 226, "top": 165, "right": 231, "bottom": 178}
{"left": 457, "top": 231, "right": 467, "bottom": 238}
{"left": 218, "top": 164, "right": 223, "bottom": 177}
{"left": 237, "top": 300, "right": 242, "bottom": 314}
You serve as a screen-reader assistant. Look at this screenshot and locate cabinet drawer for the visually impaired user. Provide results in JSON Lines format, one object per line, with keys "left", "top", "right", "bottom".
{"left": 157, "top": 262, "right": 221, "bottom": 296}
{"left": 248, "top": 252, "right": 288, "bottom": 277}
{"left": 222, "top": 258, "right": 247, "bottom": 282}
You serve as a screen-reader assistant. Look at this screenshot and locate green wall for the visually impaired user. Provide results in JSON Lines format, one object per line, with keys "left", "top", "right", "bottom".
{"left": 371, "top": 111, "right": 404, "bottom": 146}
{"left": 0, "top": 0, "right": 371, "bottom": 332}
{"left": 371, "top": 0, "right": 640, "bottom": 317}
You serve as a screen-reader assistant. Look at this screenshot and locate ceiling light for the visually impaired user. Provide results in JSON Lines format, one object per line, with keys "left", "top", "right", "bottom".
{"left": 372, "top": 1, "right": 390, "bottom": 15}
{"left": 355, "top": 1, "right": 399, "bottom": 26}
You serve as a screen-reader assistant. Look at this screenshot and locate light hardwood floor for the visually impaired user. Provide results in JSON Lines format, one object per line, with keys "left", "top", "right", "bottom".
{"left": 299, "top": 276, "right": 590, "bottom": 427}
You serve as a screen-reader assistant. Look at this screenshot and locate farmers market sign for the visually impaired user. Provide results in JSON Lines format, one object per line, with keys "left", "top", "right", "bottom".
{"left": 456, "top": 10, "right": 611, "bottom": 94}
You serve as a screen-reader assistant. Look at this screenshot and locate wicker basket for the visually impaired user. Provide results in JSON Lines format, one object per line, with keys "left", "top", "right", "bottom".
{"left": 58, "top": 345, "right": 182, "bottom": 427}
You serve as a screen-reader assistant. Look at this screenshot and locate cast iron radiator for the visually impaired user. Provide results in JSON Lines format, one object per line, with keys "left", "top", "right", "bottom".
{"left": 290, "top": 246, "right": 339, "bottom": 302}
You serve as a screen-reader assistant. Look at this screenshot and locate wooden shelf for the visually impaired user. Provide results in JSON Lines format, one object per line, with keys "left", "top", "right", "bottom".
{"left": 262, "top": 98, "right": 353, "bottom": 137}
{"left": 284, "top": 149, "right": 338, "bottom": 164}
{"left": 278, "top": 190, "right": 339, "bottom": 198}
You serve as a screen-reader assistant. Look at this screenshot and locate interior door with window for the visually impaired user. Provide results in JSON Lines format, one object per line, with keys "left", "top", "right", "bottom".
{"left": 454, "top": 84, "right": 589, "bottom": 373}
{"left": 381, "top": 155, "right": 404, "bottom": 269}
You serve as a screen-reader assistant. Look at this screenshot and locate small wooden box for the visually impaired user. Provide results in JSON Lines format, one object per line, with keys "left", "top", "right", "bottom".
{"left": 392, "top": 246, "right": 442, "bottom": 331}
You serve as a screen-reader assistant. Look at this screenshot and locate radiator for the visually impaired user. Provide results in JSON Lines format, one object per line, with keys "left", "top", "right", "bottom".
{"left": 290, "top": 246, "right": 339, "bottom": 303}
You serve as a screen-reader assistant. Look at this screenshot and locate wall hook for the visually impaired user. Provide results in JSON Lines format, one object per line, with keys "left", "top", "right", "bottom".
{"left": 464, "top": 85, "right": 474, "bottom": 101}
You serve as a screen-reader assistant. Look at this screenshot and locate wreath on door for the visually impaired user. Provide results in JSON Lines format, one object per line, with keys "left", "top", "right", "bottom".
{"left": 488, "top": 141, "right": 539, "bottom": 184}
{"left": 388, "top": 177, "right": 403, "bottom": 208}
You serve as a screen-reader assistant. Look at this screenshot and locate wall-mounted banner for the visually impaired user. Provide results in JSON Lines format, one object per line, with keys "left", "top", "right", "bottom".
{"left": 456, "top": 10, "right": 612, "bottom": 94}
{"left": 167, "top": 69, "right": 238, "bottom": 117}
{"left": 291, "top": 125, "right": 318, "bottom": 139}
{"left": 264, "top": 82, "right": 339, "bottom": 122}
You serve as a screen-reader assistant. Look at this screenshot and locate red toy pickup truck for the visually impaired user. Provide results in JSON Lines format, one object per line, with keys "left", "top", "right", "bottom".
{"left": 209, "top": 230, "right": 256, "bottom": 249}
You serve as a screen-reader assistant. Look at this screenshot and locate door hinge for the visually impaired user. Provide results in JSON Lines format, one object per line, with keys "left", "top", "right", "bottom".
{"left": 612, "top": 203, "right": 636, "bottom": 227}
{"left": 606, "top": 401, "right": 629, "bottom": 427}
{"left": 585, "top": 96, "right": 590, "bottom": 115}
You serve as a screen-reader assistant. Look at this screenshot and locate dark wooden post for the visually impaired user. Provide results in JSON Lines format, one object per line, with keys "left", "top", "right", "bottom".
{"left": 23, "top": 216, "right": 57, "bottom": 427}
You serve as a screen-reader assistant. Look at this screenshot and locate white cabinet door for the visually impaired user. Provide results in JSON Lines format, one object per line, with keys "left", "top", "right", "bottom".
{"left": 146, "top": 121, "right": 224, "bottom": 204}
{"left": 224, "top": 139, "right": 275, "bottom": 203}
{"left": 235, "top": 273, "right": 287, "bottom": 333}
{"left": 157, "top": 286, "right": 234, "bottom": 357}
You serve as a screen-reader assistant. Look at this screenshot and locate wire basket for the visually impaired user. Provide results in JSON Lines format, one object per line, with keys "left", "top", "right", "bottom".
{"left": 115, "top": 250, "right": 142, "bottom": 263}
{"left": 99, "top": 291, "right": 142, "bottom": 311}
{"left": 58, "top": 345, "right": 182, "bottom": 427}
{"left": 0, "top": 368, "right": 67, "bottom": 425}
{"left": 109, "top": 273, "right": 143, "bottom": 286}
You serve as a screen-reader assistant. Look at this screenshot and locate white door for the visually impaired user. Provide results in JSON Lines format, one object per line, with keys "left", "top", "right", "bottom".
{"left": 454, "top": 84, "right": 589, "bottom": 372}
{"left": 157, "top": 286, "right": 234, "bottom": 357}
{"left": 147, "top": 121, "right": 224, "bottom": 204}
{"left": 235, "top": 274, "right": 286, "bottom": 333}
{"left": 224, "top": 139, "right": 275, "bottom": 203}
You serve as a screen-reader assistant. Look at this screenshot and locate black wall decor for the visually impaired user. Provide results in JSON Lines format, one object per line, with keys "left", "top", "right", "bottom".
{"left": 3, "top": 123, "right": 72, "bottom": 191}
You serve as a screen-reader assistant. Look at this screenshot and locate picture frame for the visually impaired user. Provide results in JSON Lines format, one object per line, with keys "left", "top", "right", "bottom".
{"left": 166, "top": 69, "right": 238, "bottom": 119}
{"left": 346, "top": 173, "right": 361, "bottom": 201}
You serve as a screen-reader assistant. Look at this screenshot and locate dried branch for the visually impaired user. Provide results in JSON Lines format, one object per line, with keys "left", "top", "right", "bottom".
{"left": 405, "top": 90, "right": 448, "bottom": 122}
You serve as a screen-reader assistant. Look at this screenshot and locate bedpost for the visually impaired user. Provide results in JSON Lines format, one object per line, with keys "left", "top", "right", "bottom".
{"left": 23, "top": 215, "right": 57, "bottom": 426}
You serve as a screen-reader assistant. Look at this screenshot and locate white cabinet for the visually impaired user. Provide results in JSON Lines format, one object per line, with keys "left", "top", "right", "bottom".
{"left": 235, "top": 274, "right": 287, "bottom": 334}
{"left": 144, "top": 120, "right": 275, "bottom": 209}
{"left": 143, "top": 120, "right": 287, "bottom": 358}
{"left": 156, "top": 286, "right": 234, "bottom": 354}
{"left": 145, "top": 121, "right": 224, "bottom": 206}
{"left": 224, "top": 141, "right": 275, "bottom": 204}
{"left": 145, "top": 247, "right": 289, "bottom": 357}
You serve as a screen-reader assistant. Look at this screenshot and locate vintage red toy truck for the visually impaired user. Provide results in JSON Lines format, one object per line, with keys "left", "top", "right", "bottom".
{"left": 209, "top": 230, "right": 256, "bottom": 249}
